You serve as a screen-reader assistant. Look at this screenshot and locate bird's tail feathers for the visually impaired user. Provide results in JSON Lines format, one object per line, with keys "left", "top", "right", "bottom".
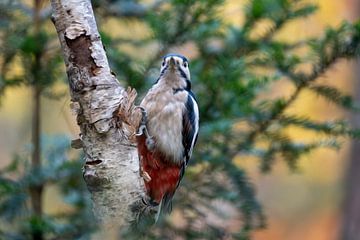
{"left": 155, "top": 192, "right": 173, "bottom": 223}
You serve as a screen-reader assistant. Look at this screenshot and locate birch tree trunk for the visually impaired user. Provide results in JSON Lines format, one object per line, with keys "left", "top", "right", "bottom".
{"left": 50, "top": 0, "right": 145, "bottom": 228}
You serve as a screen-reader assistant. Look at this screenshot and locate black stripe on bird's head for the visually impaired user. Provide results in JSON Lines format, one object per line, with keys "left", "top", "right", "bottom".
{"left": 160, "top": 54, "right": 191, "bottom": 84}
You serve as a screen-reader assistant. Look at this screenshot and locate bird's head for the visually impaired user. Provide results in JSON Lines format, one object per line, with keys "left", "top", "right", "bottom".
{"left": 159, "top": 54, "right": 190, "bottom": 87}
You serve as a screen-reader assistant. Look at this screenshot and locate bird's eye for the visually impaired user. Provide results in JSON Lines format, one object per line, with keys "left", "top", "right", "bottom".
{"left": 183, "top": 62, "right": 188, "bottom": 68}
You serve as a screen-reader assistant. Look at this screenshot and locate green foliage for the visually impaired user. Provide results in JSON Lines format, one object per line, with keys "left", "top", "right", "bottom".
{"left": 0, "top": 135, "right": 96, "bottom": 240}
{"left": 309, "top": 84, "right": 357, "bottom": 110}
{"left": 0, "top": 0, "right": 64, "bottom": 99}
{"left": 1, "top": 0, "right": 360, "bottom": 239}
{"left": 102, "top": 0, "right": 360, "bottom": 238}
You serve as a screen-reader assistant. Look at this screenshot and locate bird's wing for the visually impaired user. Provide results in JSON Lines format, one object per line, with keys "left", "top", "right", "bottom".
{"left": 157, "top": 91, "right": 200, "bottom": 219}
{"left": 182, "top": 91, "right": 199, "bottom": 166}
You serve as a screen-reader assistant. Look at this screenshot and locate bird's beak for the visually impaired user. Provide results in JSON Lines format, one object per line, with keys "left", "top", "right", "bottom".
{"left": 169, "top": 57, "right": 176, "bottom": 68}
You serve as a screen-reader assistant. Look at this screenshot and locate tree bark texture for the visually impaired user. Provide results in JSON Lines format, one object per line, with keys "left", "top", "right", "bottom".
{"left": 341, "top": 62, "right": 360, "bottom": 239}
{"left": 340, "top": 1, "right": 360, "bottom": 239}
{"left": 50, "top": 0, "right": 145, "bottom": 227}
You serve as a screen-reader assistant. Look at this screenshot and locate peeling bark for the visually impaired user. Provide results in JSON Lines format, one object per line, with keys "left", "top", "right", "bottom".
{"left": 50, "top": 0, "right": 145, "bottom": 227}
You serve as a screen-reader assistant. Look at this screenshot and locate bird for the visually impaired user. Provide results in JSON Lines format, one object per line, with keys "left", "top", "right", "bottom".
{"left": 136, "top": 53, "right": 199, "bottom": 218}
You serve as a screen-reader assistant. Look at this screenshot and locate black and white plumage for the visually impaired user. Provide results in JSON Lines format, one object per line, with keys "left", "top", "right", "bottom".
{"left": 136, "top": 54, "right": 199, "bottom": 214}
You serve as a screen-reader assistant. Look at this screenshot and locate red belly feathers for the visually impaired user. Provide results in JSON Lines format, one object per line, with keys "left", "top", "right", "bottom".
{"left": 137, "top": 135, "right": 181, "bottom": 203}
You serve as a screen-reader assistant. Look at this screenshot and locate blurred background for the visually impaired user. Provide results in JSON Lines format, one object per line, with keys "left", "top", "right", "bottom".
{"left": 1, "top": 0, "right": 360, "bottom": 239}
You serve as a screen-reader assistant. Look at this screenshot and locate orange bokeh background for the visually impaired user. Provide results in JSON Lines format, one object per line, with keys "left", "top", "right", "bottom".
{"left": 0, "top": 1, "right": 358, "bottom": 239}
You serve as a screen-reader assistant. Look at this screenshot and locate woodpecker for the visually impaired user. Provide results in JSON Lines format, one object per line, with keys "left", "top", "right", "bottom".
{"left": 136, "top": 54, "right": 199, "bottom": 216}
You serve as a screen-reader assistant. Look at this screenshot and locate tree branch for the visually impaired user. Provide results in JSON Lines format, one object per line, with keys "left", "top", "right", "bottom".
{"left": 239, "top": 28, "right": 360, "bottom": 151}
{"left": 29, "top": 1, "right": 44, "bottom": 239}
{"left": 50, "top": 0, "right": 145, "bottom": 228}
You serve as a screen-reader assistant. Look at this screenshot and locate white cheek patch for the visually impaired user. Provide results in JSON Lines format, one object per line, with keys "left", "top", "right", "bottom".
{"left": 162, "top": 56, "right": 190, "bottom": 80}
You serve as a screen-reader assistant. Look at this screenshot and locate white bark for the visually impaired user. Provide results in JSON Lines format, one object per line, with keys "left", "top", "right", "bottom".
{"left": 50, "top": 0, "right": 145, "bottom": 227}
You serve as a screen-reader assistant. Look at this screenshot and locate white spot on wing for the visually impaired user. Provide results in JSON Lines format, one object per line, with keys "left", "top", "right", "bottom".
{"left": 188, "top": 95, "right": 199, "bottom": 159}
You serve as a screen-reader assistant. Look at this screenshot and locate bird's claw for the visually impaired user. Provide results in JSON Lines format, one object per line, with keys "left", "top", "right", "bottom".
{"left": 136, "top": 123, "right": 153, "bottom": 140}
{"left": 134, "top": 106, "right": 147, "bottom": 125}
{"left": 135, "top": 106, "right": 149, "bottom": 136}
{"left": 135, "top": 106, "right": 155, "bottom": 151}
{"left": 136, "top": 124, "right": 146, "bottom": 136}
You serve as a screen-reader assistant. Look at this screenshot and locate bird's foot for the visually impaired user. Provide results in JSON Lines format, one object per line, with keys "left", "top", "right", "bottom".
{"left": 134, "top": 106, "right": 149, "bottom": 136}
{"left": 131, "top": 196, "right": 159, "bottom": 225}
{"left": 134, "top": 106, "right": 155, "bottom": 151}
